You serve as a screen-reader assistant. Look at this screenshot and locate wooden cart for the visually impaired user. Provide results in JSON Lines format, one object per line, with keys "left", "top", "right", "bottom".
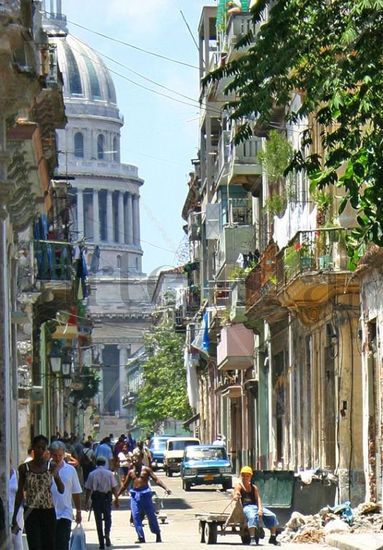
{"left": 196, "top": 501, "right": 262, "bottom": 545}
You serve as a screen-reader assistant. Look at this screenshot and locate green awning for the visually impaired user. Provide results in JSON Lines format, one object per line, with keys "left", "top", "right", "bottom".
{"left": 216, "top": 0, "right": 250, "bottom": 29}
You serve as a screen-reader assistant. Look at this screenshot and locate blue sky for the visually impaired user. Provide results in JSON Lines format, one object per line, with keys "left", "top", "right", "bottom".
{"left": 62, "top": 0, "right": 215, "bottom": 276}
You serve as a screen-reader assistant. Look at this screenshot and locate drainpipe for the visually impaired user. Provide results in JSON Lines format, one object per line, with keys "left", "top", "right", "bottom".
{"left": 0, "top": 214, "right": 11, "bottom": 542}
{"left": 0, "top": 114, "right": 10, "bottom": 541}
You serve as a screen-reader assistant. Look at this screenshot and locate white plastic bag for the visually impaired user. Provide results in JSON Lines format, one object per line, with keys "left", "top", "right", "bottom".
{"left": 69, "top": 524, "right": 87, "bottom": 550}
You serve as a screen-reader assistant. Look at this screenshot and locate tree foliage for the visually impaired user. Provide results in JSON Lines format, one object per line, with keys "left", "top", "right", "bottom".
{"left": 206, "top": 0, "right": 383, "bottom": 261}
{"left": 136, "top": 323, "right": 192, "bottom": 432}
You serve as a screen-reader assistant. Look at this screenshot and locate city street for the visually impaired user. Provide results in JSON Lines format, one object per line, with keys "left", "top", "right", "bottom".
{"left": 80, "top": 471, "right": 333, "bottom": 550}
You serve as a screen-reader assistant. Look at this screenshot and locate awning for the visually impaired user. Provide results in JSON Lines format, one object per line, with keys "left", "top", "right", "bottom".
{"left": 183, "top": 412, "right": 200, "bottom": 428}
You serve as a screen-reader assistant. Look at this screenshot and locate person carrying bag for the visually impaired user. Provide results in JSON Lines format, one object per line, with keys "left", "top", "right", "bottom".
{"left": 69, "top": 523, "right": 86, "bottom": 550}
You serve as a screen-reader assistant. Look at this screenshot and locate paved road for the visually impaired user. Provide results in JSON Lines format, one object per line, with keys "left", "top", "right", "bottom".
{"left": 80, "top": 471, "right": 333, "bottom": 549}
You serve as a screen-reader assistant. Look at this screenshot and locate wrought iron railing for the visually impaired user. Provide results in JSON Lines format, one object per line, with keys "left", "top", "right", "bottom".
{"left": 276, "top": 228, "right": 351, "bottom": 290}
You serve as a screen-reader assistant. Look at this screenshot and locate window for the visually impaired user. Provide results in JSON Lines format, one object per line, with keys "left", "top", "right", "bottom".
{"left": 74, "top": 132, "right": 84, "bottom": 158}
{"left": 97, "top": 134, "right": 105, "bottom": 160}
{"left": 116, "top": 255, "right": 121, "bottom": 269}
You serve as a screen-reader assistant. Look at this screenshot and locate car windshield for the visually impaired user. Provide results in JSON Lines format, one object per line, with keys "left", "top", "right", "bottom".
{"left": 168, "top": 440, "right": 198, "bottom": 451}
{"left": 185, "top": 447, "right": 227, "bottom": 460}
{"left": 150, "top": 439, "right": 167, "bottom": 451}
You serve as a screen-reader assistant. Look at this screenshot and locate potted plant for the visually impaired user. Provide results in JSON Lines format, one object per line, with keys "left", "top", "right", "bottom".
{"left": 295, "top": 241, "right": 313, "bottom": 270}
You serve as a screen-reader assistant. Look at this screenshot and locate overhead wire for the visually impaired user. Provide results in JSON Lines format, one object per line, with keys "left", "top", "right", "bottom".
{"left": 64, "top": 16, "right": 199, "bottom": 70}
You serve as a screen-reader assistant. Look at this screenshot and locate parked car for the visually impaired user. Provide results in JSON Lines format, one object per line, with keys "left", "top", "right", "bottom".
{"left": 148, "top": 435, "right": 171, "bottom": 469}
{"left": 180, "top": 445, "right": 232, "bottom": 491}
{"left": 164, "top": 436, "right": 200, "bottom": 476}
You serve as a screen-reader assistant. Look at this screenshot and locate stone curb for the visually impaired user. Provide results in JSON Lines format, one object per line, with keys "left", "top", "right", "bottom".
{"left": 326, "top": 533, "right": 383, "bottom": 550}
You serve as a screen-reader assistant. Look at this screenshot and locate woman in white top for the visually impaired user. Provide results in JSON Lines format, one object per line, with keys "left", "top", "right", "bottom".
{"left": 9, "top": 462, "right": 24, "bottom": 550}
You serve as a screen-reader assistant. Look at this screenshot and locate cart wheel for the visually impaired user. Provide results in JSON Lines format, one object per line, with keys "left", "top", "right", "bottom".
{"left": 204, "top": 521, "right": 218, "bottom": 544}
{"left": 241, "top": 533, "right": 251, "bottom": 545}
{"left": 199, "top": 521, "right": 206, "bottom": 543}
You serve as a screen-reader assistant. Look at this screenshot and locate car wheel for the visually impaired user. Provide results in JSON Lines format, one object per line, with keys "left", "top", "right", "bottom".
{"left": 183, "top": 480, "right": 191, "bottom": 491}
{"left": 168, "top": 470, "right": 173, "bottom": 477}
{"left": 222, "top": 479, "right": 232, "bottom": 491}
{"left": 204, "top": 521, "right": 217, "bottom": 544}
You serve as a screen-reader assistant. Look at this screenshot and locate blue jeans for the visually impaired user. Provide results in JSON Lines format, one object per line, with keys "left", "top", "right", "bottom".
{"left": 243, "top": 504, "right": 278, "bottom": 530}
{"left": 130, "top": 487, "right": 160, "bottom": 540}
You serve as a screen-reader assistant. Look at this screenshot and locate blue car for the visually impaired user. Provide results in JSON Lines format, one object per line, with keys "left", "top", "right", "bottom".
{"left": 149, "top": 435, "right": 171, "bottom": 469}
{"left": 180, "top": 445, "right": 232, "bottom": 491}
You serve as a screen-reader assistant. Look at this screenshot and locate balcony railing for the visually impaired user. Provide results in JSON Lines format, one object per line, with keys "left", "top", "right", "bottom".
{"left": 224, "top": 13, "right": 259, "bottom": 59}
{"left": 276, "top": 228, "right": 351, "bottom": 289}
{"left": 35, "top": 240, "right": 73, "bottom": 281}
{"left": 245, "top": 243, "right": 278, "bottom": 308}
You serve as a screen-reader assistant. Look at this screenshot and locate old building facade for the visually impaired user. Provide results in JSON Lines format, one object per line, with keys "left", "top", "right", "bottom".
{"left": 181, "top": 1, "right": 377, "bottom": 507}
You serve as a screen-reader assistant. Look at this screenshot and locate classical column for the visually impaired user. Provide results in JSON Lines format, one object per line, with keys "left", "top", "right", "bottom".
{"left": 127, "top": 193, "right": 133, "bottom": 244}
{"left": 118, "top": 191, "right": 124, "bottom": 244}
{"left": 132, "top": 195, "right": 140, "bottom": 245}
{"left": 92, "top": 189, "right": 99, "bottom": 242}
{"left": 118, "top": 345, "right": 129, "bottom": 415}
{"left": 77, "top": 188, "right": 84, "bottom": 238}
{"left": 106, "top": 190, "right": 114, "bottom": 242}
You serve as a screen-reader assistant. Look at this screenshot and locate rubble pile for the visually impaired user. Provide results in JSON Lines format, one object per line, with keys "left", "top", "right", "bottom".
{"left": 280, "top": 502, "right": 382, "bottom": 544}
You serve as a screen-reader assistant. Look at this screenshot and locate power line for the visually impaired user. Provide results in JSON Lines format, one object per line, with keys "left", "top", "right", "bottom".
{"left": 65, "top": 16, "right": 199, "bottom": 70}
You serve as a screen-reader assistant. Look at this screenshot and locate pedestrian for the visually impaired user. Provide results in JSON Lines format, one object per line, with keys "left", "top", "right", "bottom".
{"left": 126, "top": 432, "right": 136, "bottom": 453}
{"left": 212, "top": 434, "right": 224, "bottom": 445}
{"left": 95, "top": 437, "right": 114, "bottom": 470}
{"left": 81, "top": 440, "right": 96, "bottom": 483}
{"left": 9, "top": 459, "right": 23, "bottom": 550}
{"left": 49, "top": 440, "right": 82, "bottom": 550}
{"left": 12, "top": 434, "right": 65, "bottom": 550}
{"left": 233, "top": 466, "right": 280, "bottom": 546}
{"left": 133, "top": 441, "right": 152, "bottom": 467}
{"left": 116, "top": 443, "right": 131, "bottom": 484}
{"left": 84, "top": 456, "right": 119, "bottom": 549}
{"left": 118, "top": 450, "right": 171, "bottom": 543}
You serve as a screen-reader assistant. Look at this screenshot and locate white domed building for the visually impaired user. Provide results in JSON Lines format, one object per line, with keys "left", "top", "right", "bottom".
{"left": 43, "top": 2, "right": 153, "bottom": 434}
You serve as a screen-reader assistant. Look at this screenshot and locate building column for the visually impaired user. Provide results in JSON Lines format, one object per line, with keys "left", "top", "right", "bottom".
{"left": 132, "top": 195, "right": 140, "bottom": 245}
{"left": 77, "top": 188, "right": 84, "bottom": 238}
{"left": 106, "top": 190, "right": 114, "bottom": 242}
{"left": 118, "top": 345, "right": 129, "bottom": 415}
{"left": 92, "top": 189, "right": 99, "bottom": 242}
{"left": 126, "top": 193, "right": 133, "bottom": 244}
{"left": 118, "top": 191, "right": 124, "bottom": 244}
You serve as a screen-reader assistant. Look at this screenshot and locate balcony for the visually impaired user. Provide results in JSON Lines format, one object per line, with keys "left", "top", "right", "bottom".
{"left": 34, "top": 240, "right": 73, "bottom": 288}
{"left": 217, "top": 323, "right": 254, "bottom": 371}
{"left": 215, "top": 224, "right": 254, "bottom": 277}
{"left": 228, "top": 136, "right": 263, "bottom": 193}
{"left": 275, "top": 228, "right": 360, "bottom": 319}
{"left": 224, "top": 13, "right": 259, "bottom": 61}
{"left": 245, "top": 243, "right": 283, "bottom": 323}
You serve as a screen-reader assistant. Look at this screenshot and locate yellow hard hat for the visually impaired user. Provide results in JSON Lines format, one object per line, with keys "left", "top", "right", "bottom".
{"left": 240, "top": 466, "right": 253, "bottom": 475}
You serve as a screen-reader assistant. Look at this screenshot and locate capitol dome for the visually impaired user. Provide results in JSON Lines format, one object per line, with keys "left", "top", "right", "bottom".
{"left": 56, "top": 34, "right": 117, "bottom": 106}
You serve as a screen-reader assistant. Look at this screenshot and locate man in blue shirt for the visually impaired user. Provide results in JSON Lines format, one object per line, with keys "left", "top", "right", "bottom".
{"left": 95, "top": 438, "right": 114, "bottom": 470}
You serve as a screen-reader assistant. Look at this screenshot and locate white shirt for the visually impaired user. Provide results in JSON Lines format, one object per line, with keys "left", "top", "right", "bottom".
{"left": 85, "top": 466, "right": 118, "bottom": 494}
{"left": 51, "top": 462, "right": 82, "bottom": 521}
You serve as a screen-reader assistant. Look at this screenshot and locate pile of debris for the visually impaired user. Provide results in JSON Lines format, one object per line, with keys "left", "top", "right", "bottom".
{"left": 280, "top": 502, "right": 382, "bottom": 544}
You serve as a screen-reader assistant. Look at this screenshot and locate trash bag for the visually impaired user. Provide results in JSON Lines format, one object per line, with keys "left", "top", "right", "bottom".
{"left": 328, "top": 501, "right": 354, "bottom": 525}
{"left": 69, "top": 524, "right": 86, "bottom": 550}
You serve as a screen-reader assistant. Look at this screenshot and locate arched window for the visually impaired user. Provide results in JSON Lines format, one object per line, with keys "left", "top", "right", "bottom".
{"left": 97, "top": 134, "right": 105, "bottom": 160}
{"left": 113, "top": 136, "right": 119, "bottom": 162}
{"left": 74, "top": 132, "right": 84, "bottom": 158}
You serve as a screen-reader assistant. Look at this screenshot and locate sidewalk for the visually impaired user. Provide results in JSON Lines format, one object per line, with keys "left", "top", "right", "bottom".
{"left": 326, "top": 533, "right": 383, "bottom": 550}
